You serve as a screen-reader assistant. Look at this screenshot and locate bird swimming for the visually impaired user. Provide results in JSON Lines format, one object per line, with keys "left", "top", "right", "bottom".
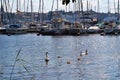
{"left": 67, "top": 60, "right": 71, "bottom": 64}
{"left": 57, "top": 56, "right": 61, "bottom": 58}
{"left": 45, "top": 52, "right": 49, "bottom": 62}
{"left": 80, "top": 49, "right": 88, "bottom": 56}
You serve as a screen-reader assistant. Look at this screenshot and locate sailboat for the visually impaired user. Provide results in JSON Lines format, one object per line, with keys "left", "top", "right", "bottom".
{"left": 0, "top": 0, "right": 6, "bottom": 34}
{"left": 5, "top": 0, "right": 28, "bottom": 34}
{"left": 100, "top": 0, "right": 118, "bottom": 35}
{"left": 41, "top": 0, "right": 82, "bottom": 35}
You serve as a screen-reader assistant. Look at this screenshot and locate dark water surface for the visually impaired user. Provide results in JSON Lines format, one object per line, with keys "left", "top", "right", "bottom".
{"left": 0, "top": 34, "right": 120, "bottom": 80}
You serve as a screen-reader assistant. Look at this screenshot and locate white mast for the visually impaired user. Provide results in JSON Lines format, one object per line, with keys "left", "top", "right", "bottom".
{"left": 108, "top": 0, "right": 110, "bottom": 13}
{"left": 114, "top": 0, "right": 116, "bottom": 13}
{"left": 0, "top": 0, "right": 3, "bottom": 24}
{"left": 97, "top": 0, "right": 100, "bottom": 12}
{"left": 81, "top": 0, "right": 83, "bottom": 12}
{"left": 57, "top": 0, "right": 58, "bottom": 11}
{"left": 42, "top": 0, "right": 44, "bottom": 22}
{"left": 86, "top": 0, "right": 88, "bottom": 12}
{"left": 118, "top": 0, "right": 119, "bottom": 20}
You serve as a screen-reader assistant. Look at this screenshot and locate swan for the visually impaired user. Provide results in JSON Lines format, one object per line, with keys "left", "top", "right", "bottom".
{"left": 67, "top": 60, "right": 71, "bottom": 64}
{"left": 45, "top": 52, "right": 49, "bottom": 62}
{"left": 80, "top": 49, "right": 88, "bottom": 56}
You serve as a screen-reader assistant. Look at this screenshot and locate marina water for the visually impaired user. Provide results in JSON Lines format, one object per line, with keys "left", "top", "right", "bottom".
{"left": 0, "top": 34, "right": 120, "bottom": 80}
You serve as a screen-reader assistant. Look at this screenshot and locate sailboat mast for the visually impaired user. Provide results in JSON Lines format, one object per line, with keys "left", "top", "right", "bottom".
{"left": 97, "top": 0, "right": 100, "bottom": 12}
{"left": 108, "top": 0, "right": 110, "bottom": 13}
{"left": 81, "top": 0, "right": 83, "bottom": 13}
{"left": 0, "top": 0, "right": 3, "bottom": 25}
{"left": 77, "top": 0, "right": 80, "bottom": 12}
{"left": 31, "top": 0, "right": 33, "bottom": 14}
{"left": 38, "top": 0, "right": 41, "bottom": 21}
{"left": 19, "top": 0, "right": 21, "bottom": 11}
{"left": 24, "top": 0, "right": 25, "bottom": 13}
{"left": 42, "top": 0, "right": 44, "bottom": 22}
{"left": 16, "top": 0, "right": 18, "bottom": 11}
{"left": 114, "top": 0, "right": 116, "bottom": 13}
{"left": 86, "top": 0, "right": 88, "bottom": 12}
{"left": 31, "top": 0, "right": 33, "bottom": 21}
{"left": 118, "top": 0, "right": 120, "bottom": 20}
{"left": 57, "top": 0, "right": 58, "bottom": 11}
{"left": 38, "top": 0, "right": 41, "bottom": 13}
{"left": 68, "top": 2, "right": 70, "bottom": 12}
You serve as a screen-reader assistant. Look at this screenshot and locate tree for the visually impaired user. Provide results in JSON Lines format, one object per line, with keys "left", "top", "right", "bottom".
{"left": 62, "top": 0, "right": 76, "bottom": 5}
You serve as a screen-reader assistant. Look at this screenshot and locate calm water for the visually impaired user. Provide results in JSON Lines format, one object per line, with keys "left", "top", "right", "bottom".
{"left": 0, "top": 34, "right": 120, "bottom": 80}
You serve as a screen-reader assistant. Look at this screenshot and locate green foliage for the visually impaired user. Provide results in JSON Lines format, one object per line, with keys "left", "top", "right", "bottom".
{"left": 62, "top": 0, "right": 76, "bottom": 5}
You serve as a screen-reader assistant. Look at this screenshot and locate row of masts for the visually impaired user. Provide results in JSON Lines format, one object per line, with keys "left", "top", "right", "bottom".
{"left": 0, "top": 0, "right": 120, "bottom": 19}
{"left": 75, "top": 0, "right": 120, "bottom": 14}
{"left": 0, "top": 0, "right": 119, "bottom": 13}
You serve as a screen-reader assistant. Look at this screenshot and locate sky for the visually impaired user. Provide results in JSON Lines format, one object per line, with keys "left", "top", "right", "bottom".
{"left": 1, "top": 0, "right": 119, "bottom": 13}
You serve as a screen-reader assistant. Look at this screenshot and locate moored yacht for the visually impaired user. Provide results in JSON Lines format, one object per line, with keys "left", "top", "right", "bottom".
{"left": 5, "top": 24, "right": 28, "bottom": 34}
